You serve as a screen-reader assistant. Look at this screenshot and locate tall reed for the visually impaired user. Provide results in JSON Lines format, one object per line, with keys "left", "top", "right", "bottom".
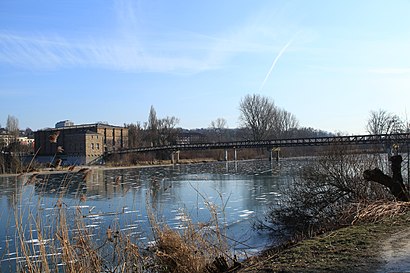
{"left": 10, "top": 171, "right": 235, "bottom": 273}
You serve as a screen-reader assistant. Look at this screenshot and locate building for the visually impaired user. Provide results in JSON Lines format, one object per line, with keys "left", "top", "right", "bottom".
{"left": 0, "top": 134, "right": 34, "bottom": 148}
{"left": 17, "top": 136, "right": 35, "bottom": 146}
{"left": 55, "top": 120, "right": 74, "bottom": 128}
{"left": 0, "top": 133, "right": 14, "bottom": 147}
{"left": 176, "top": 130, "right": 207, "bottom": 144}
{"left": 34, "top": 123, "right": 128, "bottom": 165}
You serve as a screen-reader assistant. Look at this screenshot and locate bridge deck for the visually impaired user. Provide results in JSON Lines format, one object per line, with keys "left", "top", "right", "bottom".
{"left": 107, "top": 133, "right": 410, "bottom": 155}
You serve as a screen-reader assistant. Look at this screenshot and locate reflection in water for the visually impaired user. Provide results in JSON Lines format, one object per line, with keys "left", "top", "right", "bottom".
{"left": 0, "top": 159, "right": 305, "bottom": 271}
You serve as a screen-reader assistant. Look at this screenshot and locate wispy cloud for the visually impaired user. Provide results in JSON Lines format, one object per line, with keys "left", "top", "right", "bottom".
{"left": 0, "top": 1, "right": 293, "bottom": 74}
{"left": 0, "top": 32, "right": 213, "bottom": 73}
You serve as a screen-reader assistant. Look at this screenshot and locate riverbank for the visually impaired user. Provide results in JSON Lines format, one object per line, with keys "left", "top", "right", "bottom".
{"left": 238, "top": 209, "right": 410, "bottom": 273}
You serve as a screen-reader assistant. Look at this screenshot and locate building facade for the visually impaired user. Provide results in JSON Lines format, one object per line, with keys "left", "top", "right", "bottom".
{"left": 34, "top": 123, "right": 128, "bottom": 165}
{"left": 0, "top": 134, "right": 34, "bottom": 148}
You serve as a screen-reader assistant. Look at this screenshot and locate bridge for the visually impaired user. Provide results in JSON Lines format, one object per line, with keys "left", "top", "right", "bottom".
{"left": 106, "top": 133, "right": 410, "bottom": 162}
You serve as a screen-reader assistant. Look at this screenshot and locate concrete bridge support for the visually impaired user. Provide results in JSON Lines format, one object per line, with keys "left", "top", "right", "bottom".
{"left": 225, "top": 149, "right": 238, "bottom": 161}
{"left": 270, "top": 148, "right": 280, "bottom": 162}
{"left": 171, "top": 151, "right": 180, "bottom": 164}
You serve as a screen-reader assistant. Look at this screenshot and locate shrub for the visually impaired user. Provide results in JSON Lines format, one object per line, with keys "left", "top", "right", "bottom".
{"left": 263, "top": 148, "right": 391, "bottom": 239}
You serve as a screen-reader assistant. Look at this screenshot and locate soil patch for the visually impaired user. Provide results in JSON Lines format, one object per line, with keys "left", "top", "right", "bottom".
{"left": 377, "top": 227, "right": 410, "bottom": 273}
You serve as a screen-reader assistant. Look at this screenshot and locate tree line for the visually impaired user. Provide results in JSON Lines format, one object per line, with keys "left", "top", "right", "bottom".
{"left": 127, "top": 94, "right": 330, "bottom": 150}
{"left": 127, "top": 94, "right": 410, "bottom": 151}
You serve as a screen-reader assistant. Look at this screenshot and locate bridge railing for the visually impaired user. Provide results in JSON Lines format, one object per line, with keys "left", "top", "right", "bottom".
{"left": 106, "top": 133, "right": 410, "bottom": 155}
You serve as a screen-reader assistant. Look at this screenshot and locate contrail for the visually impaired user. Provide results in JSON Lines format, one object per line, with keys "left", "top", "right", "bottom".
{"left": 259, "top": 38, "right": 294, "bottom": 92}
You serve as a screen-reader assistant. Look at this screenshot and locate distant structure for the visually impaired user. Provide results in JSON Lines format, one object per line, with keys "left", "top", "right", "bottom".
{"left": 0, "top": 129, "right": 34, "bottom": 148}
{"left": 176, "top": 130, "right": 207, "bottom": 144}
{"left": 34, "top": 122, "right": 128, "bottom": 165}
{"left": 55, "top": 120, "right": 74, "bottom": 128}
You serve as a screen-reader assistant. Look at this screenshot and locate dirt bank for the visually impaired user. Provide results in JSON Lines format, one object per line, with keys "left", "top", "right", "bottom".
{"left": 377, "top": 227, "right": 410, "bottom": 273}
{"left": 238, "top": 212, "right": 410, "bottom": 273}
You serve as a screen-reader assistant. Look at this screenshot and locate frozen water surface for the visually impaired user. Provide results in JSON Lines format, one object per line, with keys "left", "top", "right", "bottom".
{"left": 0, "top": 158, "right": 306, "bottom": 271}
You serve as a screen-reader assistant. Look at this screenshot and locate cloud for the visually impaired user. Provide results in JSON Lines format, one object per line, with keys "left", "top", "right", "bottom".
{"left": 0, "top": 1, "right": 294, "bottom": 74}
{"left": 0, "top": 32, "right": 213, "bottom": 73}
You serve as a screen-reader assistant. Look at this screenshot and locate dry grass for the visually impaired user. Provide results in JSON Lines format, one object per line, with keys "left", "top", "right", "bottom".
{"left": 11, "top": 170, "right": 143, "bottom": 272}
{"left": 146, "top": 193, "right": 236, "bottom": 273}
{"left": 10, "top": 172, "right": 234, "bottom": 273}
{"left": 349, "top": 201, "right": 410, "bottom": 224}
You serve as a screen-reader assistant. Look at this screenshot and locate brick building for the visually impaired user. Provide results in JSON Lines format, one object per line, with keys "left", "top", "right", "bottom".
{"left": 34, "top": 123, "right": 128, "bottom": 165}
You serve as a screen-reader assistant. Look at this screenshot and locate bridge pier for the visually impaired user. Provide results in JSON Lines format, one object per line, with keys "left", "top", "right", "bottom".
{"left": 225, "top": 149, "right": 237, "bottom": 161}
{"left": 270, "top": 148, "right": 280, "bottom": 162}
{"left": 171, "top": 151, "right": 180, "bottom": 164}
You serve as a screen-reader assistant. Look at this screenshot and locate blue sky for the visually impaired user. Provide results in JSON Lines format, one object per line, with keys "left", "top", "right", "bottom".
{"left": 1, "top": 0, "right": 410, "bottom": 134}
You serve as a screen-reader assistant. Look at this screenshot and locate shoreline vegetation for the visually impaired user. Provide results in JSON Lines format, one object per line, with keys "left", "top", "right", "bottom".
{"left": 2, "top": 157, "right": 410, "bottom": 272}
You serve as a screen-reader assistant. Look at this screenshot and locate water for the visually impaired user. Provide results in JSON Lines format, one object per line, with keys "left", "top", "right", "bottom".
{"left": 0, "top": 159, "right": 305, "bottom": 271}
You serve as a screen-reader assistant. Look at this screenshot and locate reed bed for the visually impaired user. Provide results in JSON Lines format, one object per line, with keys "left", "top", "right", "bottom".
{"left": 8, "top": 170, "right": 236, "bottom": 273}
{"left": 147, "top": 202, "right": 233, "bottom": 273}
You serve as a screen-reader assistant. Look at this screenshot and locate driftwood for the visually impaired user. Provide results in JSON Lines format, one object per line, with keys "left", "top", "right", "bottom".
{"left": 363, "top": 155, "right": 410, "bottom": 202}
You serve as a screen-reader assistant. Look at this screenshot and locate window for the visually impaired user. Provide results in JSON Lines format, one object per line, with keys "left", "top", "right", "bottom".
{"left": 96, "top": 143, "right": 100, "bottom": 150}
{"left": 91, "top": 143, "right": 94, "bottom": 149}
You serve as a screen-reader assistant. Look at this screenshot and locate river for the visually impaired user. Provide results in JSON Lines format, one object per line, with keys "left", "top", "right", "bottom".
{"left": 0, "top": 158, "right": 307, "bottom": 271}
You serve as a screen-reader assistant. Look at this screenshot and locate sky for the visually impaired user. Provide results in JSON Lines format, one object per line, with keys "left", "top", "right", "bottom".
{"left": 1, "top": 0, "right": 410, "bottom": 134}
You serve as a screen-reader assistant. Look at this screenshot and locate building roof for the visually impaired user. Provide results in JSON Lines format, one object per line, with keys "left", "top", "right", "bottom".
{"left": 36, "top": 123, "right": 126, "bottom": 132}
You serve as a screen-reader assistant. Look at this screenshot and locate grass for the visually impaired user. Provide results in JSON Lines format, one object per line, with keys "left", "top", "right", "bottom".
{"left": 239, "top": 205, "right": 410, "bottom": 273}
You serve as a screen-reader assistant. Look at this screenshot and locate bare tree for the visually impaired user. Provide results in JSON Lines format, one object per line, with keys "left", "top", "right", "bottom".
{"left": 6, "top": 115, "right": 19, "bottom": 138}
{"left": 146, "top": 106, "right": 159, "bottom": 146}
{"left": 127, "top": 122, "right": 144, "bottom": 148}
{"left": 239, "top": 94, "right": 299, "bottom": 141}
{"left": 275, "top": 109, "right": 299, "bottom": 138}
{"left": 157, "top": 116, "right": 180, "bottom": 146}
{"left": 239, "top": 94, "right": 277, "bottom": 141}
{"left": 210, "top": 118, "right": 228, "bottom": 130}
{"left": 209, "top": 118, "right": 228, "bottom": 142}
{"left": 144, "top": 106, "right": 180, "bottom": 147}
{"left": 147, "top": 105, "right": 158, "bottom": 131}
{"left": 366, "top": 109, "right": 404, "bottom": 135}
